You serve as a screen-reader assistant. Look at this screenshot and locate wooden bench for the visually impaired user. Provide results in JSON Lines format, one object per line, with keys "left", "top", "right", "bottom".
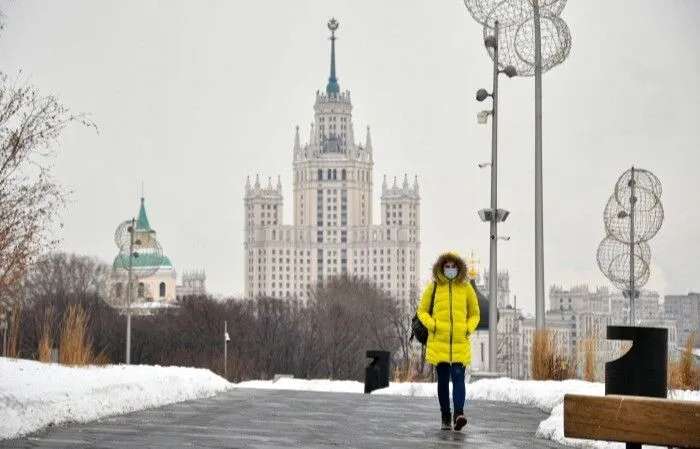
{"left": 564, "top": 393, "right": 700, "bottom": 448}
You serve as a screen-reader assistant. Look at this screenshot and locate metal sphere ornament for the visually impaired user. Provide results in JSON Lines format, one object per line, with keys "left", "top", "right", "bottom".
{"left": 596, "top": 166, "right": 663, "bottom": 324}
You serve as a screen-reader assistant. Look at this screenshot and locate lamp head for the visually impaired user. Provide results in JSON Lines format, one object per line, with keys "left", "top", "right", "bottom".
{"left": 503, "top": 65, "right": 517, "bottom": 78}
{"left": 476, "top": 88, "right": 490, "bottom": 102}
{"left": 477, "top": 110, "right": 490, "bottom": 124}
{"left": 484, "top": 35, "right": 497, "bottom": 49}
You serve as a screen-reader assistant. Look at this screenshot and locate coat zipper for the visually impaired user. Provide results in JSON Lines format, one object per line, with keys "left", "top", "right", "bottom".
{"left": 449, "top": 281, "right": 453, "bottom": 362}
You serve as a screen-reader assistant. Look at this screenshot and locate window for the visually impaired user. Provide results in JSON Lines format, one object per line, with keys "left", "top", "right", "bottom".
{"left": 341, "top": 169, "right": 346, "bottom": 180}
{"left": 115, "top": 282, "right": 123, "bottom": 299}
{"left": 318, "top": 169, "right": 323, "bottom": 180}
{"left": 159, "top": 282, "right": 166, "bottom": 297}
{"left": 138, "top": 282, "right": 145, "bottom": 298}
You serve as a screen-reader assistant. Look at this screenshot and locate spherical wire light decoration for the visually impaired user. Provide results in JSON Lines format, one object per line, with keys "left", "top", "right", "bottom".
{"left": 596, "top": 235, "right": 651, "bottom": 291}
{"left": 614, "top": 167, "right": 662, "bottom": 209}
{"left": 114, "top": 220, "right": 133, "bottom": 253}
{"left": 464, "top": 0, "right": 571, "bottom": 76}
{"left": 596, "top": 166, "right": 663, "bottom": 323}
{"left": 113, "top": 225, "right": 165, "bottom": 280}
{"left": 603, "top": 191, "right": 664, "bottom": 244}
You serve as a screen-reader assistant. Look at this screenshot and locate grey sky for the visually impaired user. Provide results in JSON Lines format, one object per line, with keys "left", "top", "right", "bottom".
{"left": 0, "top": 1, "right": 698, "bottom": 313}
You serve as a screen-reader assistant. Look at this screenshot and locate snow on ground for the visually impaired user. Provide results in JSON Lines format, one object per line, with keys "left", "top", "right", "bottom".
{"left": 2, "top": 356, "right": 699, "bottom": 448}
{"left": 0, "top": 357, "right": 231, "bottom": 440}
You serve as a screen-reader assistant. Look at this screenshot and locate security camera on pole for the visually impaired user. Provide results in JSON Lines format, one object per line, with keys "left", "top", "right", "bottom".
{"left": 475, "top": 20, "right": 516, "bottom": 374}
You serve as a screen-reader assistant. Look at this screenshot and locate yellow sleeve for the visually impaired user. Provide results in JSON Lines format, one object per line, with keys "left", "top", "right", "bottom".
{"left": 465, "top": 283, "right": 481, "bottom": 334}
{"left": 417, "top": 282, "right": 437, "bottom": 332}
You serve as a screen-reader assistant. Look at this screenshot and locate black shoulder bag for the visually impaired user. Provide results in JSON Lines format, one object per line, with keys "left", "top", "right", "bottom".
{"left": 409, "top": 281, "right": 437, "bottom": 345}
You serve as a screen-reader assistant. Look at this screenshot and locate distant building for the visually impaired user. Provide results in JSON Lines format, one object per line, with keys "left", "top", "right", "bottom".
{"left": 243, "top": 20, "right": 420, "bottom": 306}
{"left": 549, "top": 284, "right": 609, "bottom": 313}
{"left": 610, "top": 289, "right": 662, "bottom": 325}
{"left": 664, "top": 292, "right": 700, "bottom": 347}
{"left": 108, "top": 198, "right": 204, "bottom": 315}
{"left": 177, "top": 270, "right": 207, "bottom": 299}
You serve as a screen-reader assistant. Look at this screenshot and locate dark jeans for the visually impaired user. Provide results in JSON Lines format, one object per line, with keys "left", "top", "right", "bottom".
{"left": 436, "top": 362, "right": 466, "bottom": 414}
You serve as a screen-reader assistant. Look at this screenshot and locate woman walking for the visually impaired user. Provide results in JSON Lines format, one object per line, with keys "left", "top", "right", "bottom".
{"left": 417, "top": 251, "right": 480, "bottom": 431}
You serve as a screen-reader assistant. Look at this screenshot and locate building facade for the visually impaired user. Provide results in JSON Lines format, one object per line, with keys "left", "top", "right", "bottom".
{"left": 610, "top": 289, "right": 662, "bottom": 325}
{"left": 664, "top": 292, "right": 700, "bottom": 347}
{"left": 549, "top": 284, "right": 609, "bottom": 313}
{"left": 176, "top": 270, "right": 207, "bottom": 299}
{"left": 243, "top": 20, "right": 420, "bottom": 304}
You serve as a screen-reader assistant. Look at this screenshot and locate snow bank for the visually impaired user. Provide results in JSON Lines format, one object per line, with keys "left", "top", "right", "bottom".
{"left": 0, "top": 357, "right": 231, "bottom": 440}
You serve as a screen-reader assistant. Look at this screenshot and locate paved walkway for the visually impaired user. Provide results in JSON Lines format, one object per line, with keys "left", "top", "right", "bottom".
{"left": 1, "top": 388, "right": 565, "bottom": 448}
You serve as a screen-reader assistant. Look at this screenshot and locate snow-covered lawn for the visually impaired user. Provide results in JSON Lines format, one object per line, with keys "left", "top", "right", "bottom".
{"left": 2, "top": 356, "right": 699, "bottom": 448}
{"left": 0, "top": 357, "right": 231, "bottom": 440}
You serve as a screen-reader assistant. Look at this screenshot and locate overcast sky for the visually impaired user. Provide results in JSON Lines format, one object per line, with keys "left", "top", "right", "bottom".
{"left": 0, "top": 1, "right": 698, "bottom": 313}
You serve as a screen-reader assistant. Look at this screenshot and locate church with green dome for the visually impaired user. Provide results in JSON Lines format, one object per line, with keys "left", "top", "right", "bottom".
{"left": 108, "top": 197, "right": 178, "bottom": 313}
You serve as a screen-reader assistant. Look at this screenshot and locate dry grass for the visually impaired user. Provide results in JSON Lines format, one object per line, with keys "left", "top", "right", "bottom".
{"left": 392, "top": 358, "right": 434, "bottom": 383}
{"left": 668, "top": 332, "right": 700, "bottom": 391}
{"left": 6, "top": 305, "right": 21, "bottom": 358}
{"left": 532, "top": 328, "right": 554, "bottom": 380}
{"left": 532, "top": 328, "right": 577, "bottom": 381}
{"left": 58, "top": 303, "right": 95, "bottom": 366}
{"left": 37, "top": 307, "right": 55, "bottom": 363}
{"left": 583, "top": 337, "right": 596, "bottom": 382}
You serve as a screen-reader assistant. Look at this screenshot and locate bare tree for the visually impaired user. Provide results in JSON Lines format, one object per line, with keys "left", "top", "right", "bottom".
{"left": 309, "top": 276, "right": 401, "bottom": 380}
{"left": 23, "top": 252, "right": 109, "bottom": 301}
{"left": 0, "top": 69, "right": 95, "bottom": 312}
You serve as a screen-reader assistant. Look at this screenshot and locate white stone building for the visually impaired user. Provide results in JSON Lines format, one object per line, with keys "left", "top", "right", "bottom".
{"left": 176, "top": 270, "right": 207, "bottom": 300}
{"left": 549, "top": 284, "right": 609, "bottom": 313}
{"left": 664, "top": 292, "right": 700, "bottom": 347}
{"left": 610, "top": 289, "right": 662, "bottom": 325}
{"left": 243, "top": 20, "right": 420, "bottom": 305}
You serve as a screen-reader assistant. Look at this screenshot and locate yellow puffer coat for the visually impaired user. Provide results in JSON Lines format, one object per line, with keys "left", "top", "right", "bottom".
{"left": 417, "top": 251, "right": 480, "bottom": 366}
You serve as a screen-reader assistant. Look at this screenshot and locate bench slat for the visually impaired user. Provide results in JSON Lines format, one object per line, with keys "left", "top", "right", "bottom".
{"left": 564, "top": 393, "right": 700, "bottom": 447}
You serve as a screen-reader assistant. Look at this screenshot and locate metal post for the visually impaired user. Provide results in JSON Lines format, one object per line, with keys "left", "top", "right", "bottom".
{"left": 629, "top": 166, "right": 636, "bottom": 325}
{"left": 513, "top": 295, "right": 521, "bottom": 379}
{"left": 533, "top": 0, "right": 545, "bottom": 330}
{"left": 126, "top": 217, "right": 135, "bottom": 365}
{"left": 488, "top": 20, "right": 500, "bottom": 374}
{"left": 224, "top": 321, "right": 228, "bottom": 378}
{"left": 1, "top": 323, "right": 6, "bottom": 357}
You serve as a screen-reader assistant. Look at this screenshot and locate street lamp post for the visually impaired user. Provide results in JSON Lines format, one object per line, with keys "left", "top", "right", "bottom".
{"left": 224, "top": 321, "right": 230, "bottom": 379}
{"left": 533, "top": 0, "right": 546, "bottom": 331}
{"left": 476, "top": 20, "right": 516, "bottom": 374}
{"left": 126, "top": 218, "right": 135, "bottom": 365}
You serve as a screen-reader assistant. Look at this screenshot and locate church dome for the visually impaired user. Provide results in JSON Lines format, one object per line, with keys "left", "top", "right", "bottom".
{"left": 112, "top": 197, "right": 174, "bottom": 272}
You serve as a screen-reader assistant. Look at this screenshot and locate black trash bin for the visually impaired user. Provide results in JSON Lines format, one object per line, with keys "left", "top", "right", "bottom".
{"left": 364, "top": 350, "right": 390, "bottom": 394}
{"left": 605, "top": 325, "right": 668, "bottom": 398}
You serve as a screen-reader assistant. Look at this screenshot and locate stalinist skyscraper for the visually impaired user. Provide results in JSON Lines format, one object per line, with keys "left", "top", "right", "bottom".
{"left": 244, "top": 19, "right": 420, "bottom": 306}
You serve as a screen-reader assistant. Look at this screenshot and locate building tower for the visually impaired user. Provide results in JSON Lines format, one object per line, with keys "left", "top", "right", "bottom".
{"left": 243, "top": 18, "right": 420, "bottom": 305}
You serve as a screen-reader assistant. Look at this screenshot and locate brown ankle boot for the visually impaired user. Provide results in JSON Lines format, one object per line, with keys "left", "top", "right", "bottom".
{"left": 453, "top": 410, "right": 467, "bottom": 431}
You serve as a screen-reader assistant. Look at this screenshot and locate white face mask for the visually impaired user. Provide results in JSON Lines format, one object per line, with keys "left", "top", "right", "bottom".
{"left": 444, "top": 267, "right": 458, "bottom": 280}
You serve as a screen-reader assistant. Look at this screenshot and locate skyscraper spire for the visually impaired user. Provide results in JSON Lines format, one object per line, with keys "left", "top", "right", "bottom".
{"left": 294, "top": 125, "right": 301, "bottom": 151}
{"left": 326, "top": 18, "right": 340, "bottom": 96}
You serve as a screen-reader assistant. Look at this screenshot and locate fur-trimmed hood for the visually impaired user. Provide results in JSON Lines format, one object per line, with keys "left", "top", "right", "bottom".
{"left": 431, "top": 251, "right": 468, "bottom": 284}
